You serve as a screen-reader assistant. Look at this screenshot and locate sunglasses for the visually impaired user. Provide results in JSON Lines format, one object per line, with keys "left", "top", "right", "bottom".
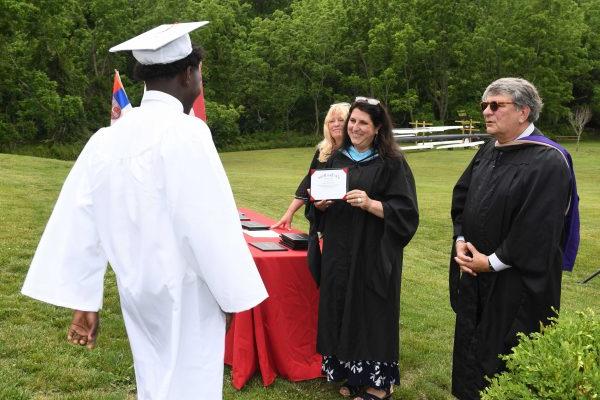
{"left": 330, "top": 102, "right": 351, "bottom": 108}
{"left": 480, "top": 101, "right": 515, "bottom": 112}
{"left": 354, "top": 96, "right": 381, "bottom": 106}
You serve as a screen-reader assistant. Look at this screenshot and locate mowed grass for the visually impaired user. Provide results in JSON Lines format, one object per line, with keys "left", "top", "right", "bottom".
{"left": 1, "top": 142, "right": 599, "bottom": 399}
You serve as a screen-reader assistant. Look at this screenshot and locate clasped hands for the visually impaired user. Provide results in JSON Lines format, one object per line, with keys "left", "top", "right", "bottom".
{"left": 454, "top": 240, "right": 491, "bottom": 276}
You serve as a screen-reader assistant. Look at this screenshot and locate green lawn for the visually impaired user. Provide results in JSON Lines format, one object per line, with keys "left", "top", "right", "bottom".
{"left": 1, "top": 142, "right": 598, "bottom": 399}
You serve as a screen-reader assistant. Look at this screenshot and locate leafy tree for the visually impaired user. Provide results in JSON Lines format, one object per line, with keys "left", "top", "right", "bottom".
{"left": 410, "top": 0, "right": 484, "bottom": 122}
{"left": 470, "top": 0, "right": 589, "bottom": 126}
{"left": 1, "top": 0, "right": 599, "bottom": 152}
{"left": 282, "top": 0, "right": 346, "bottom": 134}
{"left": 574, "top": 0, "right": 600, "bottom": 126}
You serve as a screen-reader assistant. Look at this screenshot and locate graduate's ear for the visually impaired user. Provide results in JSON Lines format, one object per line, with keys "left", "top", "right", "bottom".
{"left": 184, "top": 66, "right": 193, "bottom": 86}
{"left": 177, "top": 66, "right": 193, "bottom": 88}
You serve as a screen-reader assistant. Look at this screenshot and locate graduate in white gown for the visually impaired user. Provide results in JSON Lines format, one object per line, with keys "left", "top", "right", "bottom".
{"left": 21, "top": 22, "right": 268, "bottom": 400}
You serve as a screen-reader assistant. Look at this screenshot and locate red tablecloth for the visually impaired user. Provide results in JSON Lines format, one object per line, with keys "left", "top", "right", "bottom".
{"left": 224, "top": 208, "right": 322, "bottom": 389}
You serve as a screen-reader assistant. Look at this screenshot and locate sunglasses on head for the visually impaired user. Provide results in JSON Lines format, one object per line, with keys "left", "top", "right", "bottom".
{"left": 480, "top": 101, "right": 515, "bottom": 112}
{"left": 354, "top": 96, "right": 381, "bottom": 106}
{"left": 330, "top": 102, "right": 351, "bottom": 108}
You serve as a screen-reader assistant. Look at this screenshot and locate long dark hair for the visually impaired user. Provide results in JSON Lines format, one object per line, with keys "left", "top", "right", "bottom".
{"left": 133, "top": 46, "right": 205, "bottom": 81}
{"left": 342, "top": 99, "right": 402, "bottom": 160}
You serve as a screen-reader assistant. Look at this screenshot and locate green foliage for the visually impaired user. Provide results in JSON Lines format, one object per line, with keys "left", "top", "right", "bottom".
{"left": 10, "top": 142, "right": 85, "bottom": 160}
{"left": 221, "top": 130, "right": 318, "bottom": 152}
{"left": 0, "top": 0, "right": 599, "bottom": 149}
{"left": 205, "top": 100, "right": 242, "bottom": 147}
{"left": 1, "top": 142, "right": 600, "bottom": 398}
{"left": 482, "top": 309, "right": 600, "bottom": 400}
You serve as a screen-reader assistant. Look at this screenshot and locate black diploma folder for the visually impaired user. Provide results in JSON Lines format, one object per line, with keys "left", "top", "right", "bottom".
{"left": 241, "top": 221, "right": 270, "bottom": 230}
{"left": 239, "top": 211, "right": 250, "bottom": 221}
{"left": 249, "top": 241, "right": 288, "bottom": 251}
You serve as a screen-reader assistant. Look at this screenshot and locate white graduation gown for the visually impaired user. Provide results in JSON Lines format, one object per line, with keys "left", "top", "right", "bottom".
{"left": 22, "top": 90, "right": 268, "bottom": 400}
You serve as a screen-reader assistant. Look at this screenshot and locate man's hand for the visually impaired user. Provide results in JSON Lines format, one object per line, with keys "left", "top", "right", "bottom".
{"left": 67, "top": 310, "right": 99, "bottom": 349}
{"left": 454, "top": 241, "right": 490, "bottom": 277}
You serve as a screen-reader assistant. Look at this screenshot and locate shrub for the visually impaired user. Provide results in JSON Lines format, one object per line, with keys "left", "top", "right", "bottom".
{"left": 482, "top": 309, "right": 600, "bottom": 400}
{"left": 205, "top": 101, "right": 242, "bottom": 148}
{"left": 10, "top": 142, "right": 85, "bottom": 161}
{"left": 220, "top": 130, "right": 318, "bottom": 152}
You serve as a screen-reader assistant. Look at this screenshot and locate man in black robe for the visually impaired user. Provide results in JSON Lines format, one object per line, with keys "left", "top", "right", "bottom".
{"left": 449, "top": 77, "right": 576, "bottom": 399}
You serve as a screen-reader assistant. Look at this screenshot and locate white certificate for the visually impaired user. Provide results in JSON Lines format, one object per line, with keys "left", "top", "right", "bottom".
{"left": 243, "top": 230, "right": 281, "bottom": 238}
{"left": 310, "top": 168, "right": 348, "bottom": 201}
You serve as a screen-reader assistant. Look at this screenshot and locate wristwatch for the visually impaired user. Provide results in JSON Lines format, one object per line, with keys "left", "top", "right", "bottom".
{"left": 488, "top": 258, "right": 496, "bottom": 272}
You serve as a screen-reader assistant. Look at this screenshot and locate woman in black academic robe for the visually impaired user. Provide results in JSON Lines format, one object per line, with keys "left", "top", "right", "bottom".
{"left": 309, "top": 98, "right": 419, "bottom": 400}
{"left": 271, "top": 102, "right": 350, "bottom": 230}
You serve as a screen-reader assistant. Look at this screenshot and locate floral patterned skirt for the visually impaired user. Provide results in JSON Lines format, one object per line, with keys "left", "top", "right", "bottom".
{"left": 322, "top": 355, "right": 399, "bottom": 389}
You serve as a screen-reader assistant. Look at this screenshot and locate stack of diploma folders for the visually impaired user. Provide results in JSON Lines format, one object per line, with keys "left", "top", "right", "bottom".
{"left": 279, "top": 233, "right": 309, "bottom": 250}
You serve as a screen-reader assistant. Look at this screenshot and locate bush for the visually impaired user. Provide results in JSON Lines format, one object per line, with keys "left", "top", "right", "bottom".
{"left": 482, "top": 309, "right": 600, "bottom": 400}
{"left": 220, "top": 130, "right": 318, "bottom": 152}
{"left": 205, "top": 101, "right": 242, "bottom": 148}
{"left": 10, "top": 142, "right": 85, "bottom": 161}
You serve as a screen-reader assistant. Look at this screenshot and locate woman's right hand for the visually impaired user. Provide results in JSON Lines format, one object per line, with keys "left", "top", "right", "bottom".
{"left": 271, "top": 213, "right": 294, "bottom": 230}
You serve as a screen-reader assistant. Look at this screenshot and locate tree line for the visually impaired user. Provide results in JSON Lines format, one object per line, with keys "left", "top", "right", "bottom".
{"left": 1, "top": 0, "right": 598, "bottom": 150}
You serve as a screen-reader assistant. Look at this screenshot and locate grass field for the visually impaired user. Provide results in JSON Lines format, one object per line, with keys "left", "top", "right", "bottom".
{"left": 1, "top": 142, "right": 599, "bottom": 399}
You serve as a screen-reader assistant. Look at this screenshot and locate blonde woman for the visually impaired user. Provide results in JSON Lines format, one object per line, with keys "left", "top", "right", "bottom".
{"left": 271, "top": 102, "right": 350, "bottom": 229}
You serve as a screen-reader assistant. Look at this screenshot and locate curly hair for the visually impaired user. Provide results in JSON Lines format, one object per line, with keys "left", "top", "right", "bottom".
{"left": 133, "top": 46, "right": 205, "bottom": 81}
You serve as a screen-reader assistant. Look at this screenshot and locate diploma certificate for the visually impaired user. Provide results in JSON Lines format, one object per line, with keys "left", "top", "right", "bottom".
{"left": 310, "top": 168, "right": 348, "bottom": 201}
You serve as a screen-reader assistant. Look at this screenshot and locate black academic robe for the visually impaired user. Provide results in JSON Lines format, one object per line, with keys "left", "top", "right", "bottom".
{"left": 296, "top": 150, "right": 330, "bottom": 284}
{"left": 450, "top": 131, "right": 571, "bottom": 400}
{"left": 295, "top": 150, "right": 326, "bottom": 200}
{"left": 311, "top": 150, "right": 419, "bottom": 362}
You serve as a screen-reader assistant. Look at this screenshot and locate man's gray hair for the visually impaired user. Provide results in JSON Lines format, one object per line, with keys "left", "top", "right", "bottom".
{"left": 482, "top": 77, "right": 543, "bottom": 122}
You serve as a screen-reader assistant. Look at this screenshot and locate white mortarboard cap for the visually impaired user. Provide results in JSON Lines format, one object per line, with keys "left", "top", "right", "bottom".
{"left": 109, "top": 21, "right": 209, "bottom": 65}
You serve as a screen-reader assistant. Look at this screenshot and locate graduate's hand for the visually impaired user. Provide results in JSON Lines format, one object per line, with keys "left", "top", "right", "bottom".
{"left": 346, "top": 189, "right": 370, "bottom": 210}
{"left": 454, "top": 242, "right": 489, "bottom": 276}
{"left": 67, "top": 310, "right": 99, "bottom": 349}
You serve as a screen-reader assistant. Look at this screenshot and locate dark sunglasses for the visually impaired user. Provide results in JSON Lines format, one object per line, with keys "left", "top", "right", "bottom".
{"left": 480, "top": 101, "right": 515, "bottom": 112}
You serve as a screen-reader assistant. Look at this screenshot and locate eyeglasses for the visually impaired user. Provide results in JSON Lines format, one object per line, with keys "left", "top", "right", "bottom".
{"left": 354, "top": 96, "right": 381, "bottom": 106}
{"left": 330, "top": 102, "right": 351, "bottom": 108}
{"left": 480, "top": 101, "right": 515, "bottom": 112}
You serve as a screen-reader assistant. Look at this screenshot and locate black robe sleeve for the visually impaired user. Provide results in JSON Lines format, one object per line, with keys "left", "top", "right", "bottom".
{"left": 449, "top": 144, "right": 486, "bottom": 312}
{"left": 493, "top": 151, "right": 570, "bottom": 273}
{"left": 493, "top": 150, "right": 571, "bottom": 333}
{"left": 294, "top": 150, "right": 320, "bottom": 200}
{"left": 371, "top": 157, "right": 419, "bottom": 297}
{"left": 303, "top": 149, "right": 326, "bottom": 286}
{"left": 451, "top": 144, "right": 486, "bottom": 238}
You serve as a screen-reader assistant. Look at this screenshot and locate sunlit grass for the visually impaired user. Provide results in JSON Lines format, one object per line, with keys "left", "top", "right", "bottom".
{"left": 1, "top": 142, "right": 598, "bottom": 399}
